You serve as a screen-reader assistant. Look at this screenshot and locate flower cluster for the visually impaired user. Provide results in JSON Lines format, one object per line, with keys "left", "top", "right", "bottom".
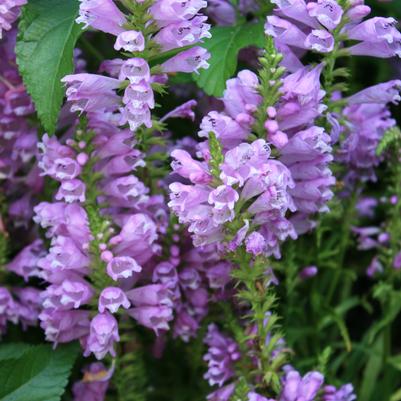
{"left": 266, "top": 0, "right": 400, "bottom": 58}
{"left": 34, "top": 121, "right": 172, "bottom": 358}
{"left": 0, "top": 29, "right": 40, "bottom": 227}
{"left": 64, "top": 0, "right": 210, "bottom": 132}
{"left": 169, "top": 61, "right": 334, "bottom": 257}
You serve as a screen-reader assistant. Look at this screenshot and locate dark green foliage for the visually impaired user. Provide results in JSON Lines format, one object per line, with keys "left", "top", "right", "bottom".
{"left": 16, "top": 0, "right": 82, "bottom": 134}
{"left": 0, "top": 343, "right": 79, "bottom": 401}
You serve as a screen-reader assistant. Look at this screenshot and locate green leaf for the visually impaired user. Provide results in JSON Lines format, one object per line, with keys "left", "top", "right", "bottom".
{"left": 388, "top": 354, "right": 401, "bottom": 371}
{"left": 359, "top": 335, "right": 384, "bottom": 401}
{"left": 193, "top": 22, "right": 265, "bottom": 97}
{"left": 16, "top": 0, "right": 82, "bottom": 134}
{"left": 0, "top": 344, "right": 31, "bottom": 361}
{"left": 0, "top": 342, "right": 79, "bottom": 401}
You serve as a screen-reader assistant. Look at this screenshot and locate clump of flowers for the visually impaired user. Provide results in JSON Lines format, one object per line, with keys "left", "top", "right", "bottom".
{"left": 1, "top": 0, "right": 401, "bottom": 400}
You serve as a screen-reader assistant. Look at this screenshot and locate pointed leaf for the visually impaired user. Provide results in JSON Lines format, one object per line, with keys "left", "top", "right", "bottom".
{"left": 16, "top": 0, "right": 82, "bottom": 134}
{"left": 193, "top": 22, "right": 265, "bottom": 97}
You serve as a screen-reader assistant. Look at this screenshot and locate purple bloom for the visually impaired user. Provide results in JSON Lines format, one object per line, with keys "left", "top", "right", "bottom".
{"left": 161, "top": 99, "right": 197, "bottom": 122}
{"left": 206, "top": 0, "right": 236, "bottom": 26}
{"left": 107, "top": 256, "right": 142, "bottom": 281}
{"left": 119, "top": 58, "right": 150, "bottom": 83}
{"left": 84, "top": 313, "right": 120, "bottom": 360}
{"left": 126, "top": 284, "right": 173, "bottom": 307}
{"left": 203, "top": 324, "right": 240, "bottom": 387}
{"left": 154, "top": 16, "right": 211, "bottom": 51}
{"left": 222, "top": 69, "right": 262, "bottom": 121}
{"left": 305, "top": 30, "right": 335, "bottom": 53}
{"left": 356, "top": 196, "right": 378, "bottom": 218}
{"left": 150, "top": 0, "right": 207, "bottom": 27}
{"left": 280, "top": 370, "right": 324, "bottom": 401}
{"left": 339, "top": 103, "right": 395, "bottom": 184}
{"left": 346, "top": 17, "right": 401, "bottom": 45}
{"left": 42, "top": 278, "right": 93, "bottom": 310}
{"left": 76, "top": 0, "right": 126, "bottom": 35}
{"left": 6, "top": 240, "right": 44, "bottom": 281}
{"left": 0, "top": 0, "right": 27, "bottom": 38}
{"left": 393, "top": 251, "right": 401, "bottom": 270}
{"left": 245, "top": 232, "right": 266, "bottom": 256}
{"left": 128, "top": 305, "right": 173, "bottom": 335}
{"left": 248, "top": 392, "right": 275, "bottom": 401}
{"left": 265, "top": 16, "right": 307, "bottom": 49}
{"left": 39, "top": 309, "right": 90, "bottom": 344}
{"left": 270, "top": 0, "right": 318, "bottom": 28}
{"left": 299, "top": 266, "right": 318, "bottom": 279}
{"left": 171, "top": 149, "right": 212, "bottom": 184}
{"left": 55, "top": 179, "right": 86, "bottom": 203}
{"left": 323, "top": 384, "right": 356, "bottom": 401}
{"left": 307, "top": 0, "right": 343, "bottom": 31}
{"left": 114, "top": 30, "right": 145, "bottom": 52}
{"left": 367, "top": 256, "right": 383, "bottom": 277}
{"left": 62, "top": 74, "right": 121, "bottom": 114}
{"left": 346, "top": 80, "right": 401, "bottom": 105}
{"left": 99, "top": 287, "right": 130, "bottom": 313}
{"left": 161, "top": 47, "right": 210, "bottom": 74}
{"left": 72, "top": 363, "right": 110, "bottom": 401}
{"left": 207, "top": 383, "right": 236, "bottom": 401}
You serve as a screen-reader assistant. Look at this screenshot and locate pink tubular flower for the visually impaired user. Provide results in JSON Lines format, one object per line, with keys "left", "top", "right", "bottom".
{"left": 0, "top": 0, "right": 27, "bottom": 38}
{"left": 128, "top": 305, "right": 173, "bottom": 335}
{"left": 305, "top": 30, "right": 335, "bottom": 53}
{"left": 84, "top": 313, "right": 120, "bottom": 360}
{"left": 150, "top": 0, "right": 207, "bottom": 27}
{"left": 76, "top": 0, "right": 126, "bottom": 35}
{"left": 265, "top": 16, "right": 308, "bottom": 49}
{"left": 171, "top": 149, "right": 212, "bottom": 184}
{"left": 72, "top": 363, "right": 110, "bottom": 401}
{"left": 203, "top": 324, "right": 240, "bottom": 387}
{"left": 119, "top": 58, "right": 151, "bottom": 83}
{"left": 154, "top": 16, "right": 211, "bottom": 51}
{"left": 106, "top": 256, "right": 142, "bottom": 281}
{"left": 62, "top": 74, "right": 121, "bottom": 114}
{"left": 114, "top": 30, "right": 145, "bottom": 52}
{"left": 306, "top": 0, "right": 343, "bottom": 31}
{"left": 99, "top": 287, "right": 130, "bottom": 314}
{"left": 161, "top": 47, "right": 210, "bottom": 74}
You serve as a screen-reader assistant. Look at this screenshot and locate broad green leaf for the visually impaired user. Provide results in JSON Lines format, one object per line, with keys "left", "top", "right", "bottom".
{"left": 0, "top": 342, "right": 79, "bottom": 401}
{"left": 193, "top": 22, "right": 265, "bottom": 97}
{"left": 16, "top": 0, "right": 82, "bottom": 134}
{"left": 0, "top": 344, "right": 31, "bottom": 361}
